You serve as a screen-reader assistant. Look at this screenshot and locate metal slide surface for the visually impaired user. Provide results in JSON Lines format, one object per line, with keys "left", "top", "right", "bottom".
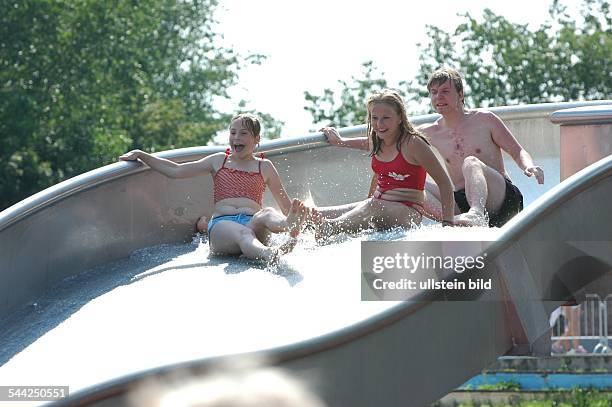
{"left": 0, "top": 101, "right": 610, "bottom": 406}
{"left": 50, "top": 154, "right": 612, "bottom": 407}
{"left": 3, "top": 100, "right": 606, "bottom": 321}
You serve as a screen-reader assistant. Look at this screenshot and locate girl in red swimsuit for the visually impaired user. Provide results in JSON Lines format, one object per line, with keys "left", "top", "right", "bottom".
{"left": 314, "top": 89, "right": 455, "bottom": 239}
{"left": 119, "top": 114, "right": 307, "bottom": 263}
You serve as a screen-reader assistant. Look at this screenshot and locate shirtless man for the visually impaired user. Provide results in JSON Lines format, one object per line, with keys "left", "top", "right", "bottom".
{"left": 417, "top": 67, "right": 544, "bottom": 226}
{"left": 316, "top": 68, "right": 544, "bottom": 227}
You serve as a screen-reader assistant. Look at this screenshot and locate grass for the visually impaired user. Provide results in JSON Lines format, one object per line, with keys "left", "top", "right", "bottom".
{"left": 439, "top": 388, "right": 612, "bottom": 406}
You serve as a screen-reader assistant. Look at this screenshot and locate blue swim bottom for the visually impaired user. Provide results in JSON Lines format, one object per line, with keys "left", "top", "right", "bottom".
{"left": 207, "top": 214, "right": 253, "bottom": 234}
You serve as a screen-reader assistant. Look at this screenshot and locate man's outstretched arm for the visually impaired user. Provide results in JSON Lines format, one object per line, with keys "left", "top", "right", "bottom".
{"left": 489, "top": 112, "right": 544, "bottom": 184}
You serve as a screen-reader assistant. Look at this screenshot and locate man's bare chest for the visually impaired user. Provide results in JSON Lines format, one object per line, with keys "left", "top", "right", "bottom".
{"left": 432, "top": 129, "right": 496, "bottom": 162}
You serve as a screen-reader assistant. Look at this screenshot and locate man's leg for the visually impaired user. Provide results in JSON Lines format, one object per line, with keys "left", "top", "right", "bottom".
{"left": 455, "top": 156, "right": 507, "bottom": 226}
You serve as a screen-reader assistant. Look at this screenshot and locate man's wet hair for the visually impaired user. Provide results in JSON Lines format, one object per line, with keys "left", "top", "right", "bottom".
{"left": 427, "top": 67, "right": 465, "bottom": 105}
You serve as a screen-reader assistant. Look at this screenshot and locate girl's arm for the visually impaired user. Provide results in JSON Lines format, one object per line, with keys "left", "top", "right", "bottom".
{"left": 321, "top": 127, "right": 369, "bottom": 151}
{"left": 367, "top": 173, "right": 377, "bottom": 197}
{"left": 119, "top": 149, "right": 217, "bottom": 178}
{"left": 407, "top": 138, "right": 455, "bottom": 225}
{"left": 261, "top": 160, "right": 292, "bottom": 215}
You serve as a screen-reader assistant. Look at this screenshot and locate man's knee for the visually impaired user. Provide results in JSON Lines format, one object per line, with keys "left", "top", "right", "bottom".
{"left": 462, "top": 156, "right": 483, "bottom": 173}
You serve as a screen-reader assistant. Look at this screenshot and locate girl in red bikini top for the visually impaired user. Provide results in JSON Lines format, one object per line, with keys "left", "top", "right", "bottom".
{"left": 213, "top": 148, "right": 266, "bottom": 205}
{"left": 317, "top": 89, "right": 456, "bottom": 231}
{"left": 118, "top": 113, "right": 306, "bottom": 263}
{"left": 371, "top": 150, "right": 427, "bottom": 194}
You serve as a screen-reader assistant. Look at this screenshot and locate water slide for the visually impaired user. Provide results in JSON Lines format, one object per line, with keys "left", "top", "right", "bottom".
{"left": 0, "top": 101, "right": 610, "bottom": 406}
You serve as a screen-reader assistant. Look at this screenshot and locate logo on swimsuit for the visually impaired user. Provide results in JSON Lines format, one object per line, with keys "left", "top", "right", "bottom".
{"left": 388, "top": 172, "right": 410, "bottom": 181}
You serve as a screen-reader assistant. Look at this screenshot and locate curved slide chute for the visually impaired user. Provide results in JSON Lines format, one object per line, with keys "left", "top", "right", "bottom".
{"left": 51, "top": 154, "right": 612, "bottom": 407}
{"left": 0, "top": 101, "right": 610, "bottom": 406}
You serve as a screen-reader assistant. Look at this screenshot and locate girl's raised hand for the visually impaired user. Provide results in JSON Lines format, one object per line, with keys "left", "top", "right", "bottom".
{"left": 320, "top": 127, "right": 343, "bottom": 146}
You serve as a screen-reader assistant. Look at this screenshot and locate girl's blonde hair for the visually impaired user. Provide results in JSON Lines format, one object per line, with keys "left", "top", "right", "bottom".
{"left": 366, "top": 89, "right": 429, "bottom": 156}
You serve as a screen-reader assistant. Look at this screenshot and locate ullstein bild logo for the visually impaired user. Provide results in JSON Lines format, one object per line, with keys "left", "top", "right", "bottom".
{"left": 361, "top": 241, "right": 493, "bottom": 301}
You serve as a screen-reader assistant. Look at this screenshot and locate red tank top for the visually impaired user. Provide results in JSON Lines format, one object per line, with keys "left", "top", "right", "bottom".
{"left": 371, "top": 150, "right": 427, "bottom": 192}
{"left": 213, "top": 150, "right": 266, "bottom": 205}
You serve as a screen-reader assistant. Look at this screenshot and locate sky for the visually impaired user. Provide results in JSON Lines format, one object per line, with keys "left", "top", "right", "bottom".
{"left": 214, "top": 0, "right": 583, "bottom": 138}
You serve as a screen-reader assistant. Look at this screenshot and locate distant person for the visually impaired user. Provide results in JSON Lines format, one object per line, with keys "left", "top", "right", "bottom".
{"left": 313, "top": 89, "right": 456, "bottom": 239}
{"left": 119, "top": 113, "right": 307, "bottom": 263}
{"left": 551, "top": 305, "right": 587, "bottom": 354}
{"left": 391, "top": 67, "right": 545, "bottom": 226}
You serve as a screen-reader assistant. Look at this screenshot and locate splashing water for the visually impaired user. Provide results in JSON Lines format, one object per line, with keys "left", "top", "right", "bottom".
{"left": 0, "top": 222, "right": 500, "bottom": 394}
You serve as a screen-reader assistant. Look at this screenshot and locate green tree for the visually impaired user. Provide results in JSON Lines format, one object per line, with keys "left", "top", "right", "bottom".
{"left": 0, "top": 0, "right": 272, "bottom": 210}
{"left": 235, "top": 100, "right": 284, "bottom": 141}
{"left": 304, "top": 61, "right": 405, "bottom": 129}
{"left": 303, "top": 0, "right": 611, "bottom": 124}
{"left": 413, "top": 0, "right": 611, "bottom": 107}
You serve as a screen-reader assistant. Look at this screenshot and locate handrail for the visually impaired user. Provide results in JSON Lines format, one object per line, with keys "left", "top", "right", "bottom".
{"left": 550, "top": 104, "right": 612, "bottom": 125}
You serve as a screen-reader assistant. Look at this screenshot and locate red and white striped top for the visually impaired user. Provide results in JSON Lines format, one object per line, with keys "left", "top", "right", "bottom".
{"left": 213, "top": 150, "right": 266, "bottom": 205}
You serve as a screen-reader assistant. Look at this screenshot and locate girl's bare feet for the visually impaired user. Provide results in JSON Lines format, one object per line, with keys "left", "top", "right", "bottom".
{"left": 304, "top": 206, "right": 323, "bottom": 227}
{"left": 268, "top": 200, "right": 307, "bottom": 264}
{"left": 304, "top": 205, "right": 333, "bottom": 242}
{"left": 285, "top": 199, "right": 307, "bottom": 238}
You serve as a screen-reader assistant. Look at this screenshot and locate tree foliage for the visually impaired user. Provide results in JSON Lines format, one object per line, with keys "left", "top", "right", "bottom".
{"left": 0, "top": 0, "right": 271, "bottom": 210}
{"left": 304, "top": 61, "right": 402, "bottom": 129}
{"left": 235, "top": 100, "right": 284, "bottom": 140}
{"left": 304, "top": 0, "right": 611, "bottom": 127}
{"left": 413, "top": 0, "right": 611, "bottom": 107}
